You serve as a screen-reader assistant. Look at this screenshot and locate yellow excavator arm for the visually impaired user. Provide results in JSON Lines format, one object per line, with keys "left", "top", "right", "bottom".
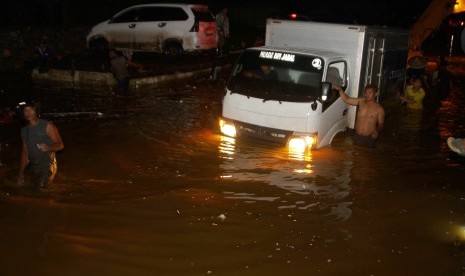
{"left": 409, "top": 0, "right": 464, "bottom": 57}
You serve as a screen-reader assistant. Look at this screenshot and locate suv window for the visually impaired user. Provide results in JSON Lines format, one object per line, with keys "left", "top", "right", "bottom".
{"left": 112, "top": 8, "right": 140, "bottom": 23}
{"left": 191, "top": 8, "right": 215, "bottom": 22}
{"left": 139, "top": 7, "right": 188, "bottom": 22}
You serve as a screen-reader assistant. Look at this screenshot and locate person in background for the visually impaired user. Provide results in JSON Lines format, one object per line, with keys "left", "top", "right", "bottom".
{"left": 406, "top": 55, "right": 427, "bottom": 88}
{"left": 255, "top": 65, "right": 278, "bottom": 80}
{"left": 335, "top": 84, "right": 385, "bottom": 148}
{"left": 400, "top": 77, "right": 425, "bottom": 110}
{"left": 108, "top": 49, "right": 141, "bottom": 96}
{"left": 228, "top": 39, "right": 247, "bottom": 55}
{"left": 216, "top": 7, "right": 230, "bottom": 56}
{"left": 434, "top": 56, "right": 450, "bottom": 98}
{"left": 17, "top": 101, "right": 64, "bottom": 189}
{"left": 243, "top": 64, "right": 278, "bottom": 81}
{"left": 34, "top": 39, "right": 53, "bottom": 73}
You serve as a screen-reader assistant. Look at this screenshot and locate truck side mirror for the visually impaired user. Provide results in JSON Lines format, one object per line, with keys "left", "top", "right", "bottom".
{"left": 321, "top": 82, "right": 332, "bottom": 102}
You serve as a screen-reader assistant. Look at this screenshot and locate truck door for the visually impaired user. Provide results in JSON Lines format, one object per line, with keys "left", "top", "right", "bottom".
{"left": 364, "top": 35, "right": 385, "bottom": 100}
{"left": 318, "top": 61, "right": 348, "bottom": 147}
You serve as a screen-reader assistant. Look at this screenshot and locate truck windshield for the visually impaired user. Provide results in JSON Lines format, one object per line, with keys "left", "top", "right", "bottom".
{"left": 227, "top": 49, "right": 324, "bottom": 102}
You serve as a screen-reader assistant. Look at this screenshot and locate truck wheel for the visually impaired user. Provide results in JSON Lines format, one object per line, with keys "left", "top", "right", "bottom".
{"left": 164, "top": 42, "right": 183, "bottom": 58}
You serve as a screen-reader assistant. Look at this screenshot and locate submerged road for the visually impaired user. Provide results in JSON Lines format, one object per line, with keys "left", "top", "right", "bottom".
{"left": 0, "top": 69, "right": 465, "bottom": 275}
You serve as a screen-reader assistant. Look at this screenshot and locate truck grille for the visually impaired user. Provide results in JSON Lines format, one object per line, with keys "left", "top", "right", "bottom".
{"left": 233, "top": 121, "right": 292, "bottom": 145}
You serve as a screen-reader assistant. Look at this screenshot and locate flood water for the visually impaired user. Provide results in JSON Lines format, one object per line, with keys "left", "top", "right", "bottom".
{"left": 1, "top": 70, "right": 465, "bottom": 276}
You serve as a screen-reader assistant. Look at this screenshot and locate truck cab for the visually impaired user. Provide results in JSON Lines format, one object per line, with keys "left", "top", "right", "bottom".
{"left": 220, "top": 47, "right": 350, "bottom": 151}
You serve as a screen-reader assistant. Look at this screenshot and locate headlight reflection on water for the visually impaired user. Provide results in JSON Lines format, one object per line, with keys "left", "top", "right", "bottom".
{"left": 219, "top": 136, "right": 236, "bottom": 179}
{"left": 287, "top": 142, "right": 314, "bottom": 174}
{"left": 292, "top": 163, "right": 313, "bottom": 174}
{"left": 219, "top": 133, "right": 314, "bottom": 177}
{"left": 219, "top": 136, "right": 235, "bottom": 157}
{"left": 216, "top": 133, "right": 353, "bottom": 221}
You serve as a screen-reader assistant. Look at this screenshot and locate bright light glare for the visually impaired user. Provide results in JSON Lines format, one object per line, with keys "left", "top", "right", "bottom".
{"left": 321, "top": 95, "right": 327, "bottom": 101}
{"left": 288, "top": 136, "right": 316, "bottom": 153}
{"left": 457, "top": 226, "right": 465, "bottom": 239}
{"left": 454, "top": 0, "right": 465, "bottom": 13}
{"left": 219, "top": 119, "right": 236, "bottom": 137}
{"left": 288, "top": 138, "right": 306, "bottom": 153}
{"left": 221, "top": 124, "right": 236, "bottom": 137}
{"left": 304, "top": 136, "right": 316, "bottom": 147}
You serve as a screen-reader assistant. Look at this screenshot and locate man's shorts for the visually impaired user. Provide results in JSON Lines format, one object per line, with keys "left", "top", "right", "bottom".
{"left": 24, "top": 161, "right": 57, "bottom": 188}
{"left": 353, "top": 133, "right": 377, "bottom": 148}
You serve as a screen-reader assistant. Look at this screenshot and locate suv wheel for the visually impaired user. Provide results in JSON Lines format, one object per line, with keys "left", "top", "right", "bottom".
{"left": 164, "top": 42, "right": 183, "bottom": 58}
{"left": 89, "top": 38, "right": 109, "bottom": 57}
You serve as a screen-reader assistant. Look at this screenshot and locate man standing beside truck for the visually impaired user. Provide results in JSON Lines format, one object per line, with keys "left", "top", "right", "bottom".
{"left": 335, "top": 84, "right": 385, "bottom": 148}
{"left": 216, "top": 7, "right": 229, "bottom": 56}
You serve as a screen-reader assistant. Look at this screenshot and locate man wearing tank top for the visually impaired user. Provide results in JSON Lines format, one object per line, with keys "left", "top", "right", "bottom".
{"left": 17, "top": 101, "right": 64, "bottom": 189}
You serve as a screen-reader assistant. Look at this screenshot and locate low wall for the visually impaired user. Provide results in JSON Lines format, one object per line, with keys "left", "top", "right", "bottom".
{"left": 31, "top": 64, "right": 231, "bottom": 93}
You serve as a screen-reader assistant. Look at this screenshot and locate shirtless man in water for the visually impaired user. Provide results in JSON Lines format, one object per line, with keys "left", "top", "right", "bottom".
{"left": 335, "top": 84, "right": 385, "bottom": 148}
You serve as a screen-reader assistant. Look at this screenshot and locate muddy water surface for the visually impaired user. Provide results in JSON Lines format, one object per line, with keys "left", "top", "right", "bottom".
{"left": 1, "top": 74, "right": 465, "bottom": 275}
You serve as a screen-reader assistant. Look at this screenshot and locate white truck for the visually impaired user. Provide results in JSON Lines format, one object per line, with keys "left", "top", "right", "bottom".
{"left": 219, "top": 19, "right": 409, "bottom": 151}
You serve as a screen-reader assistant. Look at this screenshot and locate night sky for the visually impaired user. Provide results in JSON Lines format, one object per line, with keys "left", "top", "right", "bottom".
{"left": 0, "top": 0, "right": 432, "bottom": 28}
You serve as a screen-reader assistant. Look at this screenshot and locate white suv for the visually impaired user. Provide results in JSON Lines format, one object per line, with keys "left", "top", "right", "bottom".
{"left": 86, "top": 4, "right": 218, "bottom": 56}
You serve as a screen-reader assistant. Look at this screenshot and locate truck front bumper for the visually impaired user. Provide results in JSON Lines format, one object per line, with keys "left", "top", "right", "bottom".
{"left": 219, "top": 118, "right": 317, "bottom": 152}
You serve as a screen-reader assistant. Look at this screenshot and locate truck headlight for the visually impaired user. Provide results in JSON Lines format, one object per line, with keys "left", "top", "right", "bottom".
{"left": 219, "top": 119, "right": 236, "bottom": 138}
{"left": 288, "top": 135, "right": 317, "bottom": 152}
